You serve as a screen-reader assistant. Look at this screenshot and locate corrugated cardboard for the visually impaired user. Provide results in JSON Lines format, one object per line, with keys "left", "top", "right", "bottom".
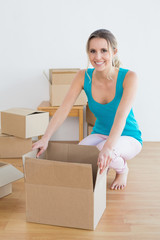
{"left": 86, "top": 104, "right": 96, "bottom": 126}
{"left": 0, "top": 130, "right": 32, "bottom": 158}
{"left": 49, "top": 68, "right": 80, "bottom": 84}
{"left": 1, "top": 108, "right": 49, "bottom": 139}
{"left": 23, "top": 142, "right": 106, "bottom": 230}
{"left": 87, "top": 124, "right": 94, "bottom": 135}
{"left": 49, "top": 69, "right": 87, "bottom": 106}
{"left": 0, "top": 162, "right": 24, "bottom": 198}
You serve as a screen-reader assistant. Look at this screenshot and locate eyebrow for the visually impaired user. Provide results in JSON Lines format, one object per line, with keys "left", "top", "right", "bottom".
{"left": 89, "top": 47, "right": 108, "bottom": 51}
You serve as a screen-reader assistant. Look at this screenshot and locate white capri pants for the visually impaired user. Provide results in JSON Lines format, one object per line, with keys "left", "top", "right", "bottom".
{"left": 79, "top": 134, "right": 142, "bottom": 174}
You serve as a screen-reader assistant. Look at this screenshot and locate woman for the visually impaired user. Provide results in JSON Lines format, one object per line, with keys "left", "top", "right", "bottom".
{"left": 32, "top": 29, "right": 142, "bottom": 190}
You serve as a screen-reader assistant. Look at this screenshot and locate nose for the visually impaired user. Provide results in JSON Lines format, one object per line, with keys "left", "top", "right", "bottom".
{"left": 95, "top": 51, "right": 101, "bottom": 60}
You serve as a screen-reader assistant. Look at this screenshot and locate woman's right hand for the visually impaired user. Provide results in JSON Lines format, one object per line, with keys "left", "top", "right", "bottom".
{"left": 32, "top": 136, "right": 49, "bottom": 158}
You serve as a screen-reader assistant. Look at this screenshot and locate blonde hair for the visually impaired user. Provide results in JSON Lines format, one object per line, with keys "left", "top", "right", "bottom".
{"left": 86, "top": 29, "right": 121, "bottom": 68}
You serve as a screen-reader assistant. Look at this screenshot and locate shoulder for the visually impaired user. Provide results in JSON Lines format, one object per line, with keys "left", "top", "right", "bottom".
{"left": 123, "top": 70, "right": 138, "bottom": 88}
{"left": 74, "top": 69, "right": 90, "bottom": 88}
{"left": 76, "top": 69, "right": 86, "bottom": 78}
{"left": 71, "top": 69, "right": 86, "bottom": 88}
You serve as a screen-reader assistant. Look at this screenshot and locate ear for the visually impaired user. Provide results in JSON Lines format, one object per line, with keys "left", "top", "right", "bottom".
{"left": 113, "top": 48, "right": 118, "bottom": 56}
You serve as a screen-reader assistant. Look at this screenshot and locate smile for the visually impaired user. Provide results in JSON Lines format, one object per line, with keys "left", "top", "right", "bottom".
{"left": 94, "top": 61, "right": 104, "bottom": 66}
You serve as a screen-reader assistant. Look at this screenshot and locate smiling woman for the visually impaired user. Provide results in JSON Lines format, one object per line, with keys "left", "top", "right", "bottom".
{"left": 79, "top": 29, "right": 142, "bottom": 190}
{"left": 32, "top": 29, "right": 142, "bottom": 191}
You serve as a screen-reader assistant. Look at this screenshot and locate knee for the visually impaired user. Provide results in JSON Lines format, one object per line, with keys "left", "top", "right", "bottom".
{"left": 96, "top": 141, "right": 105, "bottom": 151}
{"left": 78, "top": 138, "right": 90, "bottom": 146}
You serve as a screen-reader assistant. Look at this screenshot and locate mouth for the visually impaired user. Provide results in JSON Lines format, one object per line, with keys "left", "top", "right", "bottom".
{"left": 94, "top": 61, "right": 105, "bottom": 66}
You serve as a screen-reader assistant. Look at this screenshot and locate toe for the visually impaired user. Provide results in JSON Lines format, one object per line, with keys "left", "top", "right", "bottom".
{"left": 110, "top": 183, "right": 116, "bottom": 190}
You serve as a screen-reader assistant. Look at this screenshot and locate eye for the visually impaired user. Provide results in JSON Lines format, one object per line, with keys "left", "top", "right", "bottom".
{"left": 89, "top": 49, "right": 96, "bottom": 53}
{"left": 101, "top": 48, "right": 107, "bottom": 53}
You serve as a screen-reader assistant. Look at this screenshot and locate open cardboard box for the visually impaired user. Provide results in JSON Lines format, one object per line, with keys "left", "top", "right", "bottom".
{"left": 0, "top": 130, "right": 32, "bottom": 158}
{"left": 0, "top": 162, "right": 24, "bottom": 198}
{"left": 23, "top": 142, "right": 107, "bottom": 230}
{"left": 1, "top": 108, "right": 49, "bottom": 138}
{"left": 48, "top": 69, "right": 87, "bottom": 106}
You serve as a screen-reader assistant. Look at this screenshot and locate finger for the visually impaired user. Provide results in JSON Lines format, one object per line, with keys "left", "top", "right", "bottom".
{"left": 36, "top": 148, "right": 44, "bottom": 158}
{"left": 100, "top": 164, "right": 106, "bottom": 174}
{"left": 32, "top": 142, "right": 39, "bottom": 150}
{"left": 100, "top": 160, "right": 104, "bottom": 170}
{"left": 106, "top": 157, "right": 112, "bottom": 168}
{"left": 97, "top": 158, "right": 100, "bottom": 166}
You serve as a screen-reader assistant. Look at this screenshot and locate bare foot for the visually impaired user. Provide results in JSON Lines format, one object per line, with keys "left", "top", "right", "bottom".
{"left": 110, "top": 170, "right": 129, "bottom": 190}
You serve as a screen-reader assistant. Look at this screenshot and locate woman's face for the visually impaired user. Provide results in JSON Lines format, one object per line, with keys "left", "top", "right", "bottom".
{"left": 88, "top": 37, "right": 116, "bottom": 71}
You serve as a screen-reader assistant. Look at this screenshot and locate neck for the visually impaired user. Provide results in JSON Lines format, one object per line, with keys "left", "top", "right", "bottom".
{"left": 94, "top": 66, "right": 116, "bottom": 81}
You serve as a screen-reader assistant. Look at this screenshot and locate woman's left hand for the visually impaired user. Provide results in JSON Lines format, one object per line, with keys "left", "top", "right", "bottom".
{"left": 97, "top": 147, "right": 113, "bottom": 174}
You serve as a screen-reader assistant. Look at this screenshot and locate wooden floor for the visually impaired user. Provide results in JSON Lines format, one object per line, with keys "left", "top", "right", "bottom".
{"left": 0, "top": 142, "right": 160, "bottom": 240}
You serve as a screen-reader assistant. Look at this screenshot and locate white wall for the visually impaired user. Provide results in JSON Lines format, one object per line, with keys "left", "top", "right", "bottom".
{"left": 0, "top": 0, "right": 159, "bottom": 141}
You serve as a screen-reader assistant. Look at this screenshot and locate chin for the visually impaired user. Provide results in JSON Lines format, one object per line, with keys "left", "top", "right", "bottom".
{"left": 94, "top": 65, "right": 107, "bottom": 71}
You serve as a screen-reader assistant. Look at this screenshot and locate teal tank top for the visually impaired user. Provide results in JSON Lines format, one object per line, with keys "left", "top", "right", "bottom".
{"left": 84, "top": 68, "right": 142, "bottom": 145}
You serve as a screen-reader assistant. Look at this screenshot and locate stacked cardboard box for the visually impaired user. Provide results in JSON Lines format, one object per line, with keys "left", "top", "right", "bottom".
{"left": 86, "top": 104, "right": 96, "bottom": 135}
{"left": 23, "top": 142, "right": 107, "bottom": 230}
{"left": 1, "top": 108, "right": 49, "bottom": 138}
{"left": 49, "top": 68, "right": 88, "bottom": 106}
{"left": 0, "top": 130, "right": 32, "bottom": 158}
{"left": 0, "top": 107, "right": 49, "bottom": 198}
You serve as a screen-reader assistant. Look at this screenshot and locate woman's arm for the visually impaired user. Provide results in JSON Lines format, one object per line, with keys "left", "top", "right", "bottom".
{"left": 32, "top": 69, "right": 85, "bottom": 156}
{"left": 98, "top": 71, "right": 138, "bottom": 173}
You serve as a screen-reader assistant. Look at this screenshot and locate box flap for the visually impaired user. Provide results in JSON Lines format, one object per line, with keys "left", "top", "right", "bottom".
{"left": 93, "top": 167, "right": 107, "bottom": 229}
{"left": 46, "top": 142, "right": 99, "bottom": 189}
{"left": 22, "top": 149, "right": 38, "bottom": 174}
{"left": 24, "top": 158, "right": 93, "bottom": 190}
{"left": 1, "top": 108, "right": 45, "bottom": 116}
{"left": 94, "top": 167, "right": 108, "bottom": 190}
{"left": 0, "top": 162, "right": 24, "bottom": 187}
{"left": 49, "top": 68, "right": 80, "bottom": 84}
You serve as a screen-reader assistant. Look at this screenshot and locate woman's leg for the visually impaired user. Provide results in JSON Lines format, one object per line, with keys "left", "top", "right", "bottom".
{"left": 79, "top": 133, "right": 107, "bottom": 146}
{"left": 96, "top": 136, "right": 142, "bottom": 190}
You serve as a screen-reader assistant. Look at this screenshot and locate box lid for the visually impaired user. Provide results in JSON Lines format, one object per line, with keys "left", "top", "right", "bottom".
{"left": 0, "top": 162, "right": 24, "bottom": 187}
{"left": 1, "top": 108, "right": 46, "bottom": 117}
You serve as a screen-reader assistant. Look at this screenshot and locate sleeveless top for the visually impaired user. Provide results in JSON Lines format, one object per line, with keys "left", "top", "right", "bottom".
{"left": 84, "top": 68, "right": 142, "bottom": 145}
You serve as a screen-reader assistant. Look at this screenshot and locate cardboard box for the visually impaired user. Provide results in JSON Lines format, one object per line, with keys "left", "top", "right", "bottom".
{"left": 49, "top": 69, "right": 87, "bottom": 106}
{"left": 0, "top": 130, "right": 32, "bottom": 158}
{"left": 87, "top": 124, "right": 94, "bottom": 135}
{"left": 0, "top": 162, "right": 24, "bottom": 198}
{"left": 1, "top": 108, "right": 49, "bottom": 139}
{"left": 23, "top": 142, "right": 106, "bottom": 230}
{"left": 86, "top": 104, "right": 96, "bottom": 126}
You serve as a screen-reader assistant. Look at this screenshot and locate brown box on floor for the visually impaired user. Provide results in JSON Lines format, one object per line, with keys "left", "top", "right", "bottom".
{"left": 1, "top": 108, "right": 49, "bottom": 139}
{"left": 0, "top": 130, "right": 32, "bottom": 158}
{"left": 23, "top": 142, "right": 107, "bottom": 230}
{"left": 49, "top": 68, "right": 87, "bottom": 106}
{"left": 0, "top": 162, "right": 24, "bottom": 198}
